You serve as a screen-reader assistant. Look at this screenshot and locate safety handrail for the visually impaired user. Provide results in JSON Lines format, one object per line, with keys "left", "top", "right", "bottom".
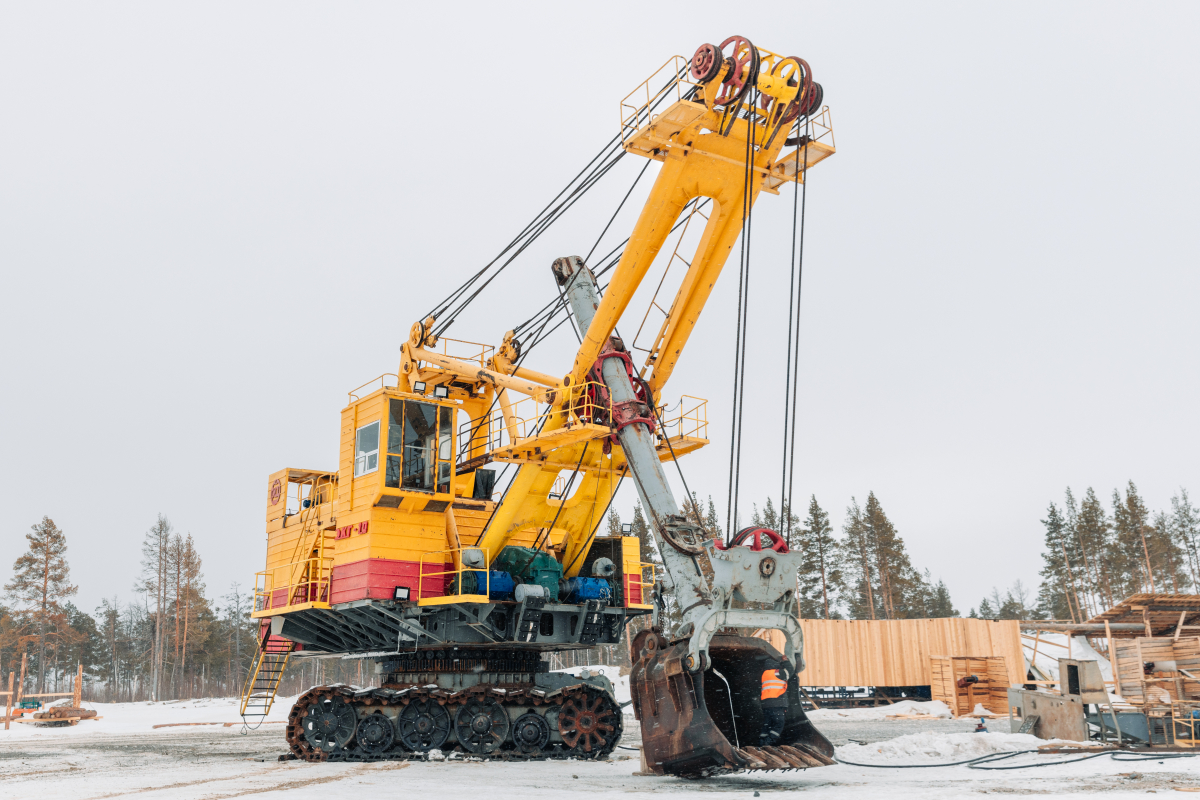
{"left": 457, "top": 381, "right": 616, "bottom": 459}
{"left": 434, "top": 337, "right": 495, "bottom": 368}
{"left": 348, "top": 373, "right": 399, "bottom": 403}
{"left": 418, "top": 548, "right": 491, "bottom": 602}
{"left": 657, "top": 395, "right": 709, "bottom": 440}
{"left": 624, "top": 561, "right": 657, "bottom": 606}
{"left": 254, "top": 553, "right": 335, "bottom": 611}
{"left": 619, "top": 55, "right": 698, "bottom": 145}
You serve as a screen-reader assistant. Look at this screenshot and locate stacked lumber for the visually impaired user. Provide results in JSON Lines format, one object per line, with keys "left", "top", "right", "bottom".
{"left": 1113, "top": 637, "right": 1200, "bottom": 707}
{"left": 1174, "top": 638, "right": 1200, "bottom": 696}
{"left": 32, "top": 707, "right": 97, "bottom": 722}
{"left": 1114, "top": 641, "right": 1145, "bottom": 703}
{"left": 930, "top": 655, "right": 1008, "bottom": 716}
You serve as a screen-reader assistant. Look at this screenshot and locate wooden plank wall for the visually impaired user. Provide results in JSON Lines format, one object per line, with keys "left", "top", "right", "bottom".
{"left": 790, "top": 618, "right": 1025, "bottom": 688}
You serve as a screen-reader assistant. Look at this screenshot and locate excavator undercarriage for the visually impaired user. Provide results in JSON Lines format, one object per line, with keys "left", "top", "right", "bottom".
{"left": 285, "top": 654, "right": 623, "bottom": 762}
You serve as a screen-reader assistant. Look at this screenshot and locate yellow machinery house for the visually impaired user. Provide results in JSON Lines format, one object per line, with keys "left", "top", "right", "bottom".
{"left": 258, "top": 377, "right": 658, "bottom": 617}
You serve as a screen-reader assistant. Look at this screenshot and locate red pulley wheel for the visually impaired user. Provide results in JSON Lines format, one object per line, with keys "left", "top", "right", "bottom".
{"left": 690, "top": 43, "right": 722, "bottom": 82}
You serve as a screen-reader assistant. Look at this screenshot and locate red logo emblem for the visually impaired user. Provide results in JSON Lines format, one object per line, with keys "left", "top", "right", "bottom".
{"left": 269, "top": 478, "right": 283, "bottom": 506}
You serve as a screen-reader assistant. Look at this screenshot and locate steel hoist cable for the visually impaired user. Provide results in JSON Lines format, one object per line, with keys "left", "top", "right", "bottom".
{"left": 422, "top": 63, "right": 691, "bottom": 335}
{"left": 724, "top": 89, "right": 760, "bottom": 542}
{"left": 510, "top": 197, "right": 711, "bottom": 345}
{"left": 780, "top": 120, "right": 811, "bottom": 542}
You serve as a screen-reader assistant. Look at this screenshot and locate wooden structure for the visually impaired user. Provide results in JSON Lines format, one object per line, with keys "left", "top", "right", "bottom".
{"left": 1113, "top": 637, "right": 1200, "bottom": 705}
{"left": 1086, "top": 594, "right": 1200, "bottom": 638}
{"left": 930, "top": 656, "right": 1009, "bottom": 716}
{"left": 758, "top": 618, "right": 1024, "bottom": 688}
{"left": 2, "top": 660, "right": 84, "bottom": 731}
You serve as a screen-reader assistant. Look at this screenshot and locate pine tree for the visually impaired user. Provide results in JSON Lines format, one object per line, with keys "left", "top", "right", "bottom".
{"left": 1150, "top": 509, "right": 1190, "bottom": 594}
{"left": 1172, "top": 489, "right": 1200, "bottom": 588}
{"left": 704, "top": 496, "right": 721, "bottom": 539}
{"left": 5, "top": 517, "right": 78, "bottom": 692}
{"left": 175, "top": 534, "right": 206, "bottom": 694}
{"left": 840, "top": 499, "right": 876, "bottom": 619}
{"left": 630, "top": 503, "right": 655, "bottom": 565}
{"left": 977, "top": 597, "right": 996, "bottom": 619}
{"left": 796, "top": 496, "right": 840, "bottom": 619}
{"left": 760, "top": 498, "right": 779, "bottom": 531}
{"left": 1076, "top": 488, "right": 1112, "bottom": 609}
{"left": 928, "top": 580, "right": 958, "bottom": 617}
{"left": 605, "top": 508, "right": 622, "bottom": 538}
{"left": 998, "top": 580, "right": 1038, "bottom": 620}
{"left": 860, "top": 492, "right": 930, "bottom": 619}
{"left": 680, "top": 492, "right": 706, "bottom": 529}
{"left": 1036, "top": 502, "right": 1081, "bottom": 621}
{"left": 1111, "top": 482, "right": 1154, "bottom": 595}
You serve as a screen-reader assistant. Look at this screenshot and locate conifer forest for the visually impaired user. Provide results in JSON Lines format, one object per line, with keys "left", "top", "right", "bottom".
{"left": 4, "top": 481, "right": 1196, "bottom": 701}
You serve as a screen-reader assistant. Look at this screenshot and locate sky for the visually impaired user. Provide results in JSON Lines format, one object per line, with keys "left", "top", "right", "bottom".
{"left": 2, "top": 2, "right": 1199, "bottom": 617}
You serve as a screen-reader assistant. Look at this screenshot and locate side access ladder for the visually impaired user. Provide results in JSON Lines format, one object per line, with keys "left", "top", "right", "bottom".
{"left": 239, "top": 635, "right": 294, "bottom": 725}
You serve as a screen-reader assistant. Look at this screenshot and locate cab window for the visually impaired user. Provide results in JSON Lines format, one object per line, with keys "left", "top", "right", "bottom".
{"left": 354, "top": 421, "right": 379, "bottom": 477}
{"left": 385, "top": 399, "right": 454, "bottom": 493}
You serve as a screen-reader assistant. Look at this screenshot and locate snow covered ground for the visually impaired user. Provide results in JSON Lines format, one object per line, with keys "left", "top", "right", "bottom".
{"left": 808, "top": 699, "right": 954, "bottom": 721}
{"left": 5, "top": 696, "right": 1200, "bottom": 798}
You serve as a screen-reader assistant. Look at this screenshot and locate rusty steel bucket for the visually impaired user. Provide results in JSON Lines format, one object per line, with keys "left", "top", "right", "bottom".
{"left": 630, "top": 630, "right": 835, "bottom": 777}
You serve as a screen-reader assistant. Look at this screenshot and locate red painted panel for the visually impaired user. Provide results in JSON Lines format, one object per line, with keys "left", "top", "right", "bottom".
{"left": 329, "top": 558, "right": 452, "bottom": 604}
{"left": 624, "top": 575, "right": 643, "bottom": 605}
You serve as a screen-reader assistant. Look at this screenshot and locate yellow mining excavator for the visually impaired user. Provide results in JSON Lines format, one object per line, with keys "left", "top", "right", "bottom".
{"left": 242, "top": 35, "right": 836, "bottom": 776}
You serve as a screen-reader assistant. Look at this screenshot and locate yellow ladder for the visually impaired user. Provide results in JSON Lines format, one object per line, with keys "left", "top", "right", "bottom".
{"left": 239, "top": 635, "right": 294, "bottom": 723}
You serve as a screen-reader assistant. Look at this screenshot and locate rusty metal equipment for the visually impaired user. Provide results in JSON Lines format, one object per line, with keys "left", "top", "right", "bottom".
{"left": 632, "top": 631, "right": 834, "bottom": 776}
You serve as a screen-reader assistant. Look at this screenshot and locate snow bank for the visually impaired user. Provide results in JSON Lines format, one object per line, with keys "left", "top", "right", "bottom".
{"left": 1025, "top": 633, "right": 1113, "bottom": 683}
{"left": 837, "top": 730, "right": 1079, "bottom": 765}
{"left": 808, "top": 699, "right": 953, "bottom": 721}
{"left": 0, "top": 695, "right": 298, "bottom": 740}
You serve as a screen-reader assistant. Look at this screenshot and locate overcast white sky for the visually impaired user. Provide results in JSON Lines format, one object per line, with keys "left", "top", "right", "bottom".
{"left": 2, "top": 2, "right": 1198, "bottom": 617}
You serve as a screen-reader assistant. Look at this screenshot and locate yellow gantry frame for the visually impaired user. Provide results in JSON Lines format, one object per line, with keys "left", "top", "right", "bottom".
{"left": 403, "top": 43, "right": 834, "bottom": 577}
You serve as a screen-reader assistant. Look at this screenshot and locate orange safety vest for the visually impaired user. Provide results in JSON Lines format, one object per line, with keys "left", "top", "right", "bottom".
{"left": 761, "top": 669, "right": 787, "bottom": 700}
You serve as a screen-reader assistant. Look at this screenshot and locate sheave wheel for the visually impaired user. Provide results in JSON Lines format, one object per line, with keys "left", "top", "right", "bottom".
{"left": 397, "top": 699, "right": 451, "bottom": 752}
{"left": 453, "top": 697, "right": 510, "bottom": 754}
{"left": 303, "top": 695, "right": 357, "bottom": 753}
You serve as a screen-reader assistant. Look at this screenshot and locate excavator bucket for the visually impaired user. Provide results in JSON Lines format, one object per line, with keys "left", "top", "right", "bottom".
{"left": 630, "top": 630, "right": 835, "bottom": 777}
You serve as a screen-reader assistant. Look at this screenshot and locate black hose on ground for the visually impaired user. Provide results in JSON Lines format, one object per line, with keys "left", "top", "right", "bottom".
{"left": 834, "top": 748, "right": 1196, "bottom": 771}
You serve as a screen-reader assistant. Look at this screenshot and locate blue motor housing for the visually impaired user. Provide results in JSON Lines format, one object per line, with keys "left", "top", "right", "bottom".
{"left": 457, "top": 569, "right": 516, "bottom": 600}
{"left": 487, "top": 570, "right": 517, "bottom": 601}
{"left": 561, "top": 576, "right": 611, "bottom": 603}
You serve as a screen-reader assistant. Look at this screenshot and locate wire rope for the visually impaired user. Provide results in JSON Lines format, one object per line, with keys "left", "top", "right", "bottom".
{"left": 782, "top": 123, "right": 811, "bottom": 542}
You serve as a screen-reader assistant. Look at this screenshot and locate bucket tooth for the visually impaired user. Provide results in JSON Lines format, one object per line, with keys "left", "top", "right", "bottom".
{"left": 734, "top": 748, "right": 769, "bottom": 769}
{"left": 750, "top": 747, "right": 793, "bottom": 769}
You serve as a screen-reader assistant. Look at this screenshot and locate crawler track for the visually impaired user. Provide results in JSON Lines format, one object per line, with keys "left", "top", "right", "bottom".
{"left": 285, "top": 683, "right": 622, "bottom": 763}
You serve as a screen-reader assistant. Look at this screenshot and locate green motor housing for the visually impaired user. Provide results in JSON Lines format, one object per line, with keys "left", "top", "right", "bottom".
{"left": 491, "top": 546, "right": 563, "bottom": 601}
